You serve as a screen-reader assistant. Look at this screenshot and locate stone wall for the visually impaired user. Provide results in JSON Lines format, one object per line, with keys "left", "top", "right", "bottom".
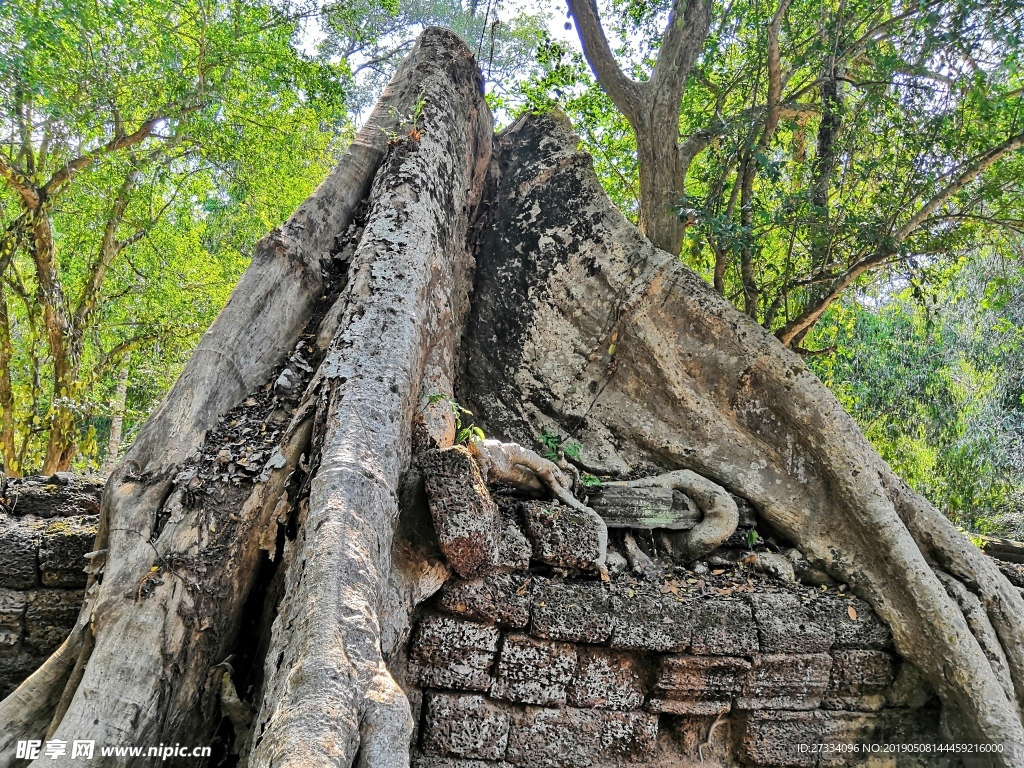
{"left": 0, "top": 474, "right": 100, "bottom": 697}
{"left": 407, "top": 452, "right": 951, "bottom": 768}
{"left": 0, "top": 464, "right": 960, "bottom": 766}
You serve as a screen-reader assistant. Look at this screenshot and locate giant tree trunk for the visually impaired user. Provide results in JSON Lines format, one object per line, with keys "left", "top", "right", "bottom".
{"left": 2, "top": 28, "right": 1023, "bottom": 767}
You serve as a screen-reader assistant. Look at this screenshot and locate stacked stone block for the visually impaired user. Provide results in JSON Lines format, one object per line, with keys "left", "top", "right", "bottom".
{"left": 0, "top": 475, "right": 100, "bottom": 697}
{"left": 410, "top": 493, "right": 947, "bottom": 768}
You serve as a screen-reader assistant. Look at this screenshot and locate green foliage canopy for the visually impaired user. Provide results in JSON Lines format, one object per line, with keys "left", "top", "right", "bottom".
{"left": 0, "top": 0, "right": 348, "bottom": 473}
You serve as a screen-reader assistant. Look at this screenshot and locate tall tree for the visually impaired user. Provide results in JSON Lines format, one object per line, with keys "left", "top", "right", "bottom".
{"left": 0, "top": 0, "right": 347, "bottom": 474}
{"left": 558, "top": 0, "right": 1024, "bottom": 345}
{"left": 567, "top": 0, "right": 714, "bottom": 256}
{"left": 3, "top": 30, "right": 1024, "bottom": 763}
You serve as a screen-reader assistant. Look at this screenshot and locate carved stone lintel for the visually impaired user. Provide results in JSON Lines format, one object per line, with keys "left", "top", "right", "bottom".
{"left": 590, "top": 486, "right": 695, "bottom": 530}
{"left": 598, "top": 471, "right": 740, "bottom": 562}
{"left": 590, "top": 485, "right": 756, "bottom": 532}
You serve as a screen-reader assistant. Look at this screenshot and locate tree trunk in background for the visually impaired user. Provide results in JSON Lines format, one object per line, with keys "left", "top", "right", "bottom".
{"left": 99, "top": 354, "right": 130, "bottom": 478}
{"left": 567, "top": 0, "right": 713, "bottom": 258}
{"left": 0, "top": 284, "right": 16, "bottom": 477}
{"left": 635, "top": 118, "right": 686, "bottom": 258}
{"left": 1, "top": 28, "right": 1022, "bottom": 768}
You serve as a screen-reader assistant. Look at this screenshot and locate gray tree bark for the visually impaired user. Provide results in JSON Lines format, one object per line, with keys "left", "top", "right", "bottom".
{"left": 1, "top": 27, "right": 1022, "bottom": 768}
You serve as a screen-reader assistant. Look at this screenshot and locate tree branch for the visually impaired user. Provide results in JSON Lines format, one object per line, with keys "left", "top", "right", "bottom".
{"left": 761, "top": 0, "right": 791, "bottom": 143}
{"left": 74, "top": 165, "right": 142, "bottom": 330}
{"left": 777, "top": 129, "right": 1024, "bottom": 345}
{"left": 0, "top": 210, "right": 32, "bottom": 278}
{"left": 649, "top": 0, "right": 715, "bottom": 104}
{"left": 0, "top": 153, "right": 40, "bottom": 207}
{"left": 567, "top": 0, "right": 646, "bottom": 122}
{"left": 40, "top": 117, "right": 161, "bottom": 198}
{"left": 678, "top": 128, "right": 715, "bottom": 180}
{"left": 894, "top": 130, "right": 1024, "bottom": 243}
{"left": 39, "top": 101, "right": 202, "bottom": 201}
{"left": 734, "top": 0, "right": 791, "bottom": 319}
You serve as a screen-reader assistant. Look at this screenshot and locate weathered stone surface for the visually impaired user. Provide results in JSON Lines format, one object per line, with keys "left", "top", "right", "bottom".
{"left": 519, "top": 501, "right": 600, "bottom": 571}
{"left": 421, "top": 693, "right": 511, "bottom": 761}
{"left": 647, "top": 655, "right": 750, "bottom": 715}
{"left": 39, "top": 515, "right": 97, "bottom": 588}
{"left": 422, "top": 446, "right": 502, "bottom": 578}
{"left": 752, "top": 552, "right": 796, "bottom": 582}
{"left": 741, "top": 709, "right": 947, "bottom": 767}
{"left": 650, "top": 697, "right": 730, "bottom": 717}
{"left": 739, "top": 710, "right": 945, "bottom": 768}
{"left": 531, "top": 581, "right": 612, "bottom": 643}
{"left": 436, "top": 573, "right": 536, "bottom": 630}
{"left": 1, "top": 475, "right": 102, "bottom": 518}
{"left": 491, "top": 634, "right": 577, "bottom": 706}
{"left": 821, "top": 596, "right": 892, "bottom": 649}
{"left": 0, "top": 648, "right": 46, "bottom": 699}
{"left": 24, "top": 589, "right": 81, "bottom": 653}
{"left": 608, "top": 587, "right": 690, "bottom": 652}
{"left": 437, "top": 572, "right": 533, "bottom": 628}
{"left": 505, "top": 706, "right": 658, "bottom": 768}
{"left": 737, "top": 653, "right": 832, "bottom": 710}
{"left": 0, "top": 519, "right": 41, "bottom": 589}
{"left": 738, "top": 710, "right": 823, "bottom": 767}
{"left": 494, "top": 497, "right": 533, "bottom": 571}
{"left": 566, "top": 647, "right": 645, "bottom": 711}
{"left": 827, "top": 649, "right": 895, "bottom": 694}
{"left": 688, "top": 598, "right": 759, "bottom": 655}
{"left": 822, "top": 649, "right": 896, "bottom": 711}
{"left": 750, "top": 591, "right": 834, "bottom": 653}
{"left": 413, "top": 754, "right": 513, "bottom": 768}
{"left": 0, "top": 588, "right": 26, "bottom": 646}
{"left": 499, "top": 519, "right": 533, "bottom": 571}
{"left": 411, "top": 614, "right": 501, "bottom": 691}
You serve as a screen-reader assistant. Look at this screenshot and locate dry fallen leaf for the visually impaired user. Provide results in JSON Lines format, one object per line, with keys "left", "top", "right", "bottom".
{"left": 847, "top": 606, "right": 858, "bottom": 621}
{"left": 712, "top": 569, "right": 726, "bottom": 575}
